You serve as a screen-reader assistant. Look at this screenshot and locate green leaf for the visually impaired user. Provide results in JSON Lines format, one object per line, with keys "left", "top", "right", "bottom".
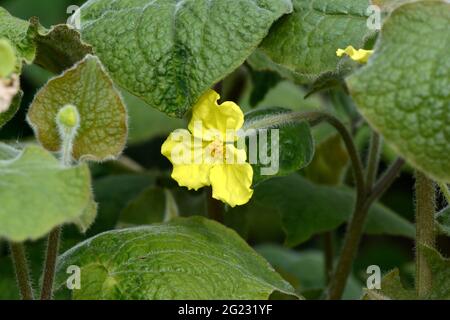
{"left": 73, "top": 0, "right": 293, "bottom": 117}
{"left": 365, "top": 246, "right": 450, "bottom": 300}
{"left": 0, "top": 7, "right": 35, "bottom": 63}
{"left": 347, "top": 1, "right": 450, "bottom": 183}
{"left": 249, "top": 174, "right": 415, "bottom": 246}
{"left": 30, "top": 21, "right": 93, "bottom": 74}
{"left": 257, "top": 245, "right": 363, "bottom": 300}
{"left": 0, "top": 90, "right": 22, "bottom": 128}
{"left": 252, "top": 0, "right": 373, "bottom": 84}
{"left": 363, "top": 269, "right": 416, "bottom": 300}
{"left": 242, "top": 107, "right": 315, "bottom": 185}
{"left": 0, "top": 145, "right": 94, "bottom": 242}
{"left": 27, "top": 55, "right": 128, "bottom": 162}
{"left": 55, "top": 217, "right": 298, "bottom": 300}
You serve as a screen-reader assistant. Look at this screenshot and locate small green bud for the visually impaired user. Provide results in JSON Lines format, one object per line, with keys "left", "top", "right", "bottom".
{"left": 0, "top": 39, "right": 16, "bottom": 78}
{"left": 57, "top": 104, "right": 80, "bottom": 129}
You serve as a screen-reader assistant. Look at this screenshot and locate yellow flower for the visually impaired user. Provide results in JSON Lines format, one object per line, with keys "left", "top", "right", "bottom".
{"left": 336, "top": 46, "right": 374, "bottom": 64}
{"left": 161, "top": 90, "right": 254, "bottom": 207}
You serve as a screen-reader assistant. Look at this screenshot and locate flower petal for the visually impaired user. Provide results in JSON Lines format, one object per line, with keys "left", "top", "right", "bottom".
{"left": 188, "top": 90, "right": 244, "bottom": 142}
{"left": 210, "top": 161, "right": 254, "bottom": 207}
{"left": 161, "top": 129, "right": 212, "bottom": 190}
{"left": 336, "top": 46, "right": 374, "bottom": 64}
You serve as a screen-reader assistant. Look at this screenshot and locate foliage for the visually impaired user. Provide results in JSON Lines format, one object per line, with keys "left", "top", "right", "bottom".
{"left": 0, "top": 0, "right": 448, "bottom": 301}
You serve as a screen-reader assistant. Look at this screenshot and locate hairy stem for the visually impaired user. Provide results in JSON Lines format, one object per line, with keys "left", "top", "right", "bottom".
{"left": 9, "top": 243, "right": 34, "bottom": 300}
{"left": 327, "top": 157, "right": 405, "bottom": 300}
{"left": 415, "top": 171, "right": 436, "bottom": 297}
{"left": 40, "top": 226, "right": 61, "bottom": 300}
{"left": 365, "top": 132, "right": 382, "bottom": 189}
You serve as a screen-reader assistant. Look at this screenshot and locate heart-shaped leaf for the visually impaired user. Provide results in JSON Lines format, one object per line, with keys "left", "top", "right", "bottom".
{"left": 55, "top": 217, "right": 298, "bottom": 300}
{"left": 27, "top": 55, "right": 128, "bottom": 162}
{"left": 72, "top": 0, "right": 293, "bottom": 117}
{"left": 347, "top": 1, "right": 450, "bottom": 182}
{"left": 242, "top": 107, "right": 315, "bottom": 185}
{"left": 0, "top": 145, "right": 94, "bottom": 242}
{"left": 250, "top": 0, "right": 374, "bottom": 84}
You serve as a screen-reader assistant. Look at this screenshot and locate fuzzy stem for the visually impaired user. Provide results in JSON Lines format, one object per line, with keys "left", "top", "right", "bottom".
{"left": 415, "top": 171, "right": 436, "bottom": 297}
{"left": 40, "top": 227, "right": 61, "bottom": 300}
{"left": 365, "top": 132, "right": 382, "bottom": 190}
{"left": 327, "top": 157, "right": 405, "bottom": 300}
{"left": 9, "top": 243, "right": 34, "bottom": 300}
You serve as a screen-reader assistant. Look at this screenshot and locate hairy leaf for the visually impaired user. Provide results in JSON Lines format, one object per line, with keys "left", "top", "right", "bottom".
{"left": 73, "top": 0, "right": 293, "bottom": 117}
{"left": 0, "top": 145, "right": 94, "bottom": 241}
{"left": 242, "top": 107, "right": 315, "bottom": 185}
{"left": 253, "top": 0, "right": 373, "bottom": 84}
{"left": 31, "top": 20, "right": 93, "bottom": 74}
{"left": 27, "top": 55, "right": 128, "bottom": 162}
{"left": 55, "top": 217, "right": 298, "bottom": 300}
{"left": 347, "top": 1, "right": 450, "bottom": 182}
{"left": 365, "top": 246, "right": 450, "bottom": 300}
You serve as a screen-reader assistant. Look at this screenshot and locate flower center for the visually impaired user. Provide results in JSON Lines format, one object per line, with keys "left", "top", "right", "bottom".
{"left": 207, "top": 139, "right": 224, "bottom": 162}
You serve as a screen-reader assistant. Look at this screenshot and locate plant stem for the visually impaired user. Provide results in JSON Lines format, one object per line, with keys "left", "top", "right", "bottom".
{"left": 415, "top": 171, "right": 436, "bottom": 297}
{"left": 323, "top": 232, "right": 334, "bottom": 284}
{"left": 9, "top": 243, "right": 34, "bottom": 300}
{"left": 327, "top": 157, "right": 405, "bottom": 300}
{"left": 365, "top": 132, "right": 382, "bottom": 190}
{"left": 40, "top": 226, "right": 61, "bottom": 300}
